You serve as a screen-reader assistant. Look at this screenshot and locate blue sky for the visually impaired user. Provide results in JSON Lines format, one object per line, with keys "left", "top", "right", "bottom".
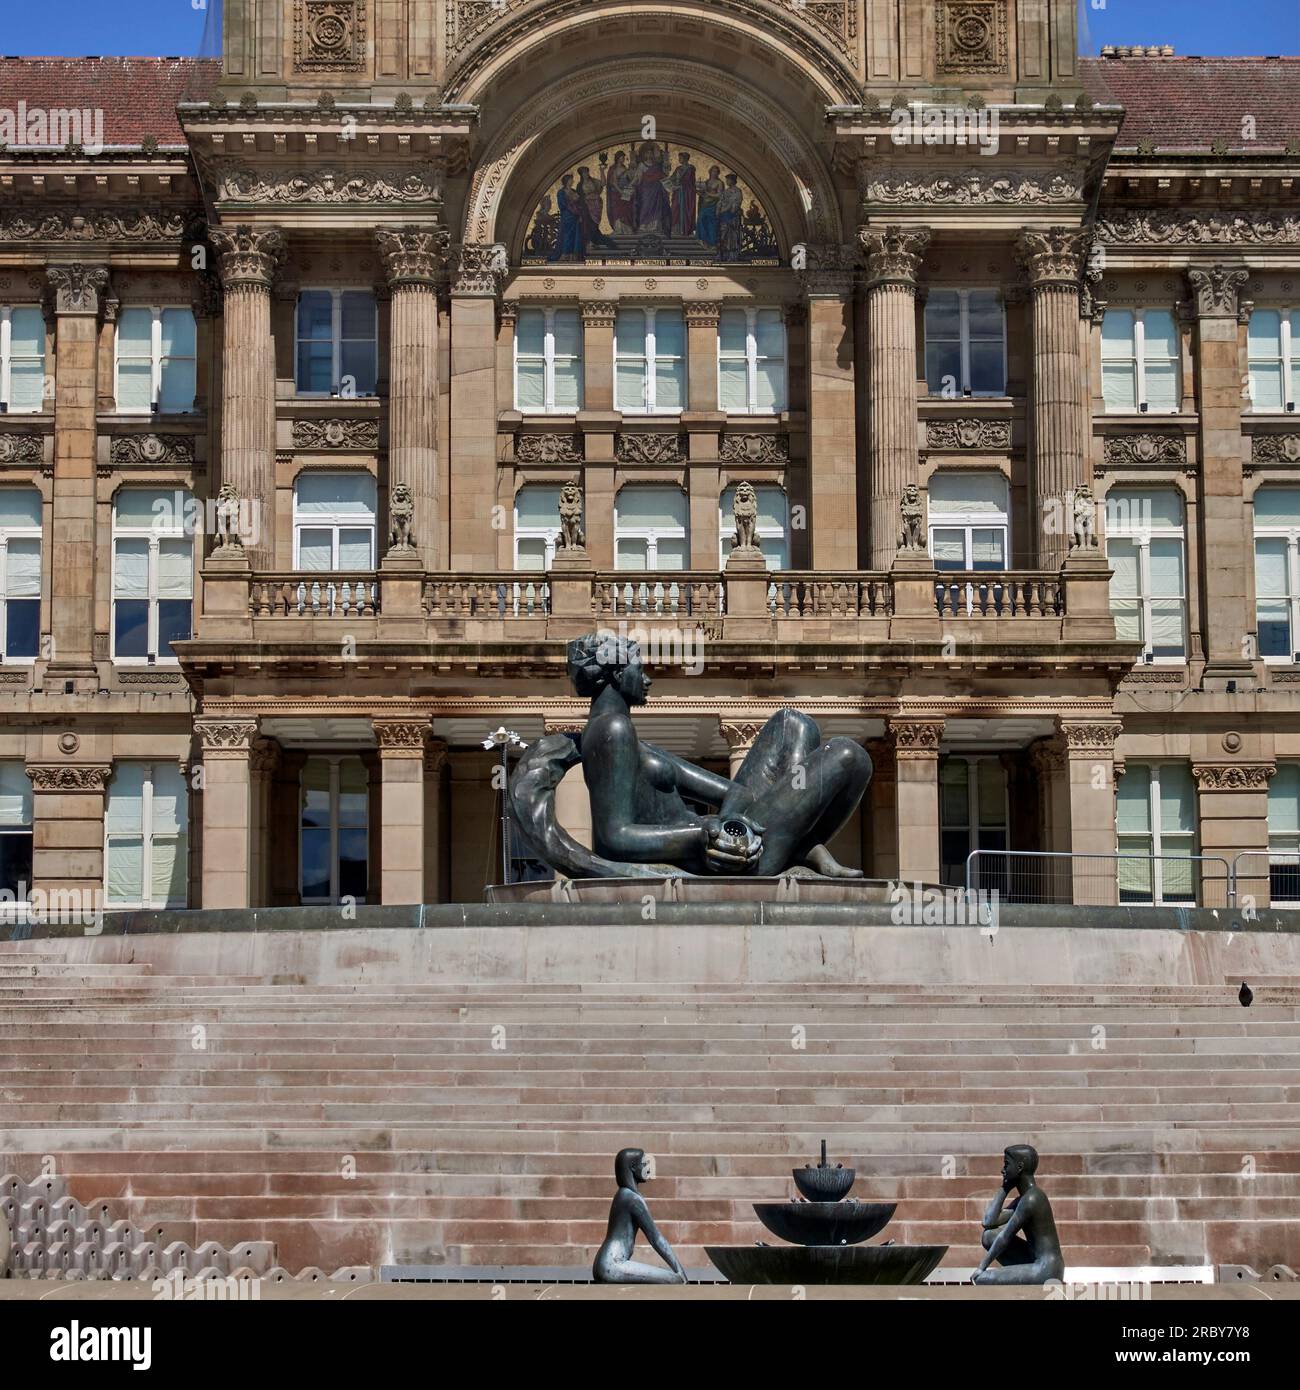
{"left": 0, "top": 0, "right": 1296, "bottom": 58}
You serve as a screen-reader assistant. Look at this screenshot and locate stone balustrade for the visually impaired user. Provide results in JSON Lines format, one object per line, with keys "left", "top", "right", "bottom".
{"left": 932, "top": 572, "right": 1065, "bottom": 619}
{"left": 248, "top": 572, "right": 381, "bottom": 618}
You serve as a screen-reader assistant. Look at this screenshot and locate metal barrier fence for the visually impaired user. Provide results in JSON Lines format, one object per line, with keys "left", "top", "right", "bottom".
{"left": 1229, "top": 850, "right": 1300, "bottom": 909}
{"left": 964, "top": 849, "right": 1235, "bottom": 908}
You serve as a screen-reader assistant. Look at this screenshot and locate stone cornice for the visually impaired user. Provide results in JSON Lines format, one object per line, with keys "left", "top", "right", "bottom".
{"left": 858, "top": 227, "right": 930, "bottom": 290}
{"left": 376, "top": 225, "right": 450, "bottom": 288}
{"left": 864, "top": 168, "right": 1085, "bottom": 210}
{"left": 211, "top": 225, "right": 287, "bottom": 291}
{"left": 25, "top": 764, "right": 112, "bottom": 792}
{"left": 1192, "top": 763, "right": 1276, "bottom": 791}
{"left": 44, "top": 263, "right": 109, "bottom": 316}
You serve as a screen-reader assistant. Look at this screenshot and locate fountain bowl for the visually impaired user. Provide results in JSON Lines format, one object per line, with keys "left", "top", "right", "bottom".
{"left": 792, "top": 1165, "right": 855, "bottom": 1202}
{"left": 753, "top": 1200, "right": 895, "bottom": 1247}
{"left": 705, "top": 1242, "right": 948, "bottom": 1286}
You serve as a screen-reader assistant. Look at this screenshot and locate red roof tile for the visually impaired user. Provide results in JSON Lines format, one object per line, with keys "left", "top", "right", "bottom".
{"left": 1081, "top": 55, "right": 1300, "bottom": 152}
{"left": 0, "top": 57, "right": 219, "bottom": 146}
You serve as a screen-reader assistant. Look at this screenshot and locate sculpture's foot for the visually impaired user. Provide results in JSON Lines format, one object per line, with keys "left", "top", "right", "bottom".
{"left": 804, "top": 844, "right": 865, "bottom": 879}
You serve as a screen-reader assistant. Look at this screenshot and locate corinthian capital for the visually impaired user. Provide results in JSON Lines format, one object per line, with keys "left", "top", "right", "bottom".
{"left": 858, "top": 227, "right": 931, "bottom": 290}
{"left": 211, "top": 224, "right": 287, "bottom": 291}
{"left": 45, "top": 263, "right": 109, "bottom": 315}
{"left": 376, "top": 225, "right": 450, "bottom": 289}
{"left": 1016, "top": 227, "right": 1089, "bottom": 290}
{"left": 451, "top": 243, "right": 508, "bottom": 298}
{"left": 1186, "top": 264, "right": 1251, "bottom": 320}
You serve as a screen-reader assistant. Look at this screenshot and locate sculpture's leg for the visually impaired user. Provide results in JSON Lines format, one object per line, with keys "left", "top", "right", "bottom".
{"left": 973, "top": 1256, "right": 1063, "bottom": 1286}
{"left": 983, "top": 1231, "right": 1035, "bottom": 1265}
{"left": 596, "top": 1258, "right": 685, "bottom": 1284}
{"left": 720, "top": 709, "right": 821, "bottom": 821}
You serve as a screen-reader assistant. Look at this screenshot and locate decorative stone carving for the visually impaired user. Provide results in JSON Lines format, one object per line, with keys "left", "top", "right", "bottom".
{"left": 1251, "top": 434, "right": 1300, "bottom": 464}
{"left": 1017, "top": 228, "right": 1090, "bottom": 288}
{"left": 44, "top": 263, "right": 109, "bottom": 314}
{"left": 558, "top": 481, "right": 585, "bottom": 551}
{"left": 388, "top": 482, "right": 415, "bottom": 551}
{"left": 858, "top": 227, "right": 931, "bottom": 288}
{"left": 25, "top": 764, "right": 112, "bottom": 792}
{"left": 683, "top": 301, "right": 723, "bottom": 327}
{"left": 730, "top": 481, "right": 761, "bottom": 553}
{"left": 899, "top": 483, "right": 925, "bottom": 551}
{"left": 935, "top": 0, "right": 1009, "bottom": 75}
{"left": 617, "top": 433, "right": 686, "bottom": 465}
{"left": 889, "top": 718, "right": 945, "bottom": 756}
{"left": 794, "top": 242, "right": 858, "bottom": 295}
{"left": 720, "top": 434, "right": 791, "bottom": 467}
{"left": 581, "top": 300, "right": 617, "bottom": 327}
{"left": 865, "top": 171, "right": 1082, "bottom": 208}
{"left": 718, "top": 720, "right": 766, "bottom": 749}
{"left": 109, "top": 434, "right": 196, "bottom": 468}
{"left": 1187, "top": 264, "right": 1250, "bottom": 319}
{"left": 372, "top": 719, "right": 431, "bottom": 753}
{"left": 788, "top": 0, "right": 856, "bottom": 56}
{"left": 194, "top": 719, "right": 259, "bottom": 754}
{"left": 376, "top": 225, "right": 450, "bottom": 288}
{"left": 0, "top": 434, "right": 43, "bottom": 464}
{"left": 1096, "top": 212, "right": 1300, "bottom": 246}
{"left": 1192, "top": 764, "right": 1276, "bottom": 791}
{"left": 925, "top": 418, "right": 1012, "bottom": 450}
{"left": 516, "top": 433, "right": 583, "bottom": 465}
{"left": 448, "top": 0, "right": 513, "bottom": 56}
{"left": 294, "top": 0, "right": 366, "bottom": 71}
{"left": 216, "top": 164, "right": 442, "bottom": 207}
{"left": 1103, "top": 433, "right": 1188, "bottom": 467}
{"left": 0, "top": 209, "right": 188, "bottom": 243}
{"left": 291, "top": 418, "right": 380, "bottom": 450}
{"left": 1057, "top": 720, "right": 1122, "bottom": 754}
{"left": 451, "top": 243, "right": 508, "bottom": 297}
{"left": 210, "top": 225, "right": 286, "bottom": 290}
{"left": 1070, "top": 483, "right": 1097, "bottom": 551}
{"left": 214, "top": 483, "right": 244, "bottom": 551}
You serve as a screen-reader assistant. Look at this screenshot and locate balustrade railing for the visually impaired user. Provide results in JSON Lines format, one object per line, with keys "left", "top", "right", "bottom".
{"left": 933, "top": 572, "right": 1063, "bottom": 619}
{"left": 249, "top": 573, "right": 380, "bottom": 617}
{"left": 423, "top": 575, "right": 551, "bottom": 618}
{"left": 593, "top": 573, "right": 725, "bottom": 620}
{"left": 768, "top": 573, "right": 893, "bottom": 619}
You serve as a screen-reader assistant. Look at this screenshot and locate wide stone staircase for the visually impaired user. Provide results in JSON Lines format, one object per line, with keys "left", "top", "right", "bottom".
{"left": 2, "top": 940, "right": 1299, "bottom": 1278}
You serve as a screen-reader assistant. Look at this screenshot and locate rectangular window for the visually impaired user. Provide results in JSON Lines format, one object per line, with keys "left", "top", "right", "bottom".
{"left": 940, "top": 756, "right": 1008, "bottom": 890}
{"left": 0, "top": 760, "right": 33, "bottom": 907}
{"left": 1116, "top": 762, "right": 1196, "bottom": 904}
{"left": 1247, "top": 309, "right": 1300, "bottom": 412}
{"left": 1268, "top": 763, "right": 1300, "bottom": 905}
{"left": 514, "top": 307, "right": 583, "bottom": 413}
{"left": 300, "top": 755, "right": 368, "bottom": 904}
{"left": 514, "top": 484, "right": 562, "bottom": 570}
{"left": 293, "top": 472, "right": 377, "bottom": 570}
{"left": 295, "top": 290, "right": 378, "bottom": 396}
{"left": 0, "top": 489, "right": 42, "bottom": 661}
{"left": 718, "top": 307, "right": 787, "bottom": 413}
{"left": 115, "top": 307, "right": 196, "bottom": 414}
{"left": 614, "top": 486, "right": 688, "bottom": 570}
{"left": 1253, "top": 487, "right": 1300, "bottom": 661}
{"left": 112, "top": 489, "right": 194, "bottom": 663}
{"left": 1105, "top": 489, "right": 1187, "bottom": 660}
{"left": 1, "top": 306, "right": 46, "bottom": 412}
{"left": 104, "top": 762, "right": 188, "bottom": 908}
{"left": 927, "top": 472, "right": 1009, "bottom": 571}
{"left": 925, "top": 289, "right": 1006, "bottom": 396}
{"left": 615, "top": 307, "right": 686, "bottom": 413}
{"left": 1101, "top": 308, "right": 1180, "bottom": 413}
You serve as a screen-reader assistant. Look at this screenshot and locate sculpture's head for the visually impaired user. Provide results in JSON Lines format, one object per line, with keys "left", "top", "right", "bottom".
{"left": 568, "top": 632, "right": 651, "bottom": 706}
{"left": 560, "top": 482, "right": 580, "bottom": 505}
{"left": 615, "top": 1147, "right": 651, "bottom": 1189}
{"left": 1002, "top": 1144, "right": 1039, "bottom": 1188}
{"left": 734, "top": 480, "right": 757, "bottom": 511}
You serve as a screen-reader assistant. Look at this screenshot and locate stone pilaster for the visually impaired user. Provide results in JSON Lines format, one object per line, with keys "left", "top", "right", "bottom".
{"left": 1056, "top": 718, "right": 1121, "bottom": 906}
{"left": 685, "top": 299, "right": 722, "bottom": 413}
{"left": 1017, "top": 228, "right": 1091, "bottom": 568}
{"left": 797, "top": 243, "right": 860, "bottom": 569}
{"left": 1187, "top": 263, "right": 1254, "bottom": 686}
{"left": 374, "top": 718, "right": 430, "bottom": 906}
{"left": 859, "top": 228, "right": 930, "bottom": 571}
{"left": 1029, "top": 738, "right": 1070, "bottom": 859}
{"left": 888, "top": 717, "right": 944, "bottom": 884}
{"left": 1192, "top": 762, "right": 1273, "bottom": 909}
{"left": 248, "top": 737, "right": 280, "bottom": 910}
{"left": 377, "top": 226, "right": 448, "bottom": 568}
{"left": 45, "top": 263, "right": 110, "bottom": 683}
{"left": 26, "top": 762, "right": 112, "bottom": 908}
{"left": 581, "top": 299, "right": 616, "bottom": 412}
{"left": 195, "top": 717, "right": 259, "bottom": 909}
{"left": 423, "top": 738, "right": 450, "bottom": 904}
{"left": 211, "top": 225, "right": 286, "bottom": 571}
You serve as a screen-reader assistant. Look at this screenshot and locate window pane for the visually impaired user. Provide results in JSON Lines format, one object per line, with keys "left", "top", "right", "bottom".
{"left": 515, "top": 308, "right": 545, "bottom": 357}
{"left": 655, "top": 357, "right": 685, "bottom": 409}
{"left": 756, "top": 359, "right": 785, "bottom": 411}
{"left": 971, "top": 528, "right": 1005, "bottom": 568}
{"left": 552, "top": 309, "right": 582, "bottom": 359}
{"left": 296, "top": 473, "right": 376, "bottom": 517}
{"left": 615, "top": 539, "right": 648, "bottom": 570}
{"left": 653, "top": 311, "right": 684, "bottom": 358}
{"left": 1112, "top": 599, "right": 1142, "bottom": 643}
{"left": 339, "top": 828, "right": 368, "bottom": 900}
{"left": 978, "top": 760, "right": 1007, "bottom": 827}
{"left": 117, "top": 360, "right": 153, "bottom": 411}
{"left": 0, "top": 832, "right": 32, "bottom": 901}
{"left": 615, "top": 310, "right": 646, "bottom": 357}
{"left": 1101, "top": 310, "right": 1136, "bottom": 358}
{"left": 150, "top": 834, "right": 186, "bottom": 906}
{"left": 1108, "top": 538, "right": 1139, "bottom": 598}
{"left": 1254, "top": 536, "right": 1290, "bottom": 596}
{"left": 338, "top": 758, "right": 368, "bottom": 826}
{"left": 115, "top": 488, "right": 183, "bottom": 529}
{"left": 151, "top": 764, "right": 186, "bottom": 835}
{"left": 297, "top": 341, "right": 333, "bottom": 393}
{"left": 1159, "top": 764, "right": 1196, "bottom": 834}
{"left": 297, "top": 528, "right": 333, "bottom": 571}
{"left": 1142, "top": 310, "right": 1178, "bottom": 358}
{"left": 926, "top": 341, "right": 961, "bottom": 395}
{"left": 113, "top": 538, "right": 149, "bottom": 597}
{"left": 106, "top": 763, "right": 145, "bottom": 833}
{"left": 941, "top": 760, "right": 969, "bottom": 824}
{"left": 338, "top": 528, "right": 373, "bottom": 569}
{"left": 1258, "top": 601, "right": 1292, "bottom": 658}
{"left": 931, "top": 529, "right": 965, "bottom": 569}
{"left": 654, "top": 537, "right": 687, "bottom": 570}
{"left": 113, "top": 599, "right": 149, "bottom": 658}
{"left": 553, "top": 358, "right": 582, "bottom": 411}
{"left": 158, "top": 358, "right": 196, "bottom": 412}
{"left": 754, "top": 487, "right": 787, "bottom": 531}
{"left": 340, "top": 340, "right": 377, "bottom": 396}
{"left": 117, "top": 307, "right": 154, "bottom": 356}
{"left": 515, "top": 486, "right": 562, "bottom": 530}
{"left": 160, "top": 308, "right": 195, "bottom": 358}
{"left": 1144, "top": 360, "right": 1178, "bottom": 411}
{"left": 516, "top": 359, "right": 546, "bottom": 410}
{"left": 967, "top": 291, "right": 1004, "bottom": 340}
{"left": 301, "top": 760, "right": 331, "bottom": 829}
{"left": 615, "top": 360, "right": 647, "bottom": 410}
{"left": 157, "top": 600, "right": 191, "bottom": 657}
{"left": 1116, "top": 764, "right": 1152, "bottom": 833}
{"left": 1248, "top": 310, "right": 1282, "bottom": 358}
{"left": 8, "top": 361, "right": 45, "bottom": 410}
{"left": 1107, "top": 488, "right": 1184, "bottom": 532}
{"left": 300, "top": 828, "right": 331, "bottom": 899}
{"left": 928, "top": 472, "right": 1007, "bottom": 515}
{"left": 106, "top": 837, "right": 143, "bottom": 904}
{"left": 1269, "top": 764, "right": 1300, "bottom": 835}
{"left": 718, "top": 309, "right": 747, "bottom": 357}
{"left": 925, "top": 291, "right": 960, "bottom": 340}
{"left": 1254, "top": 488, "right": 1300, "bottom": 526}
{"left": 1150, "top": 599, "right": 1185, "bottom": 657}
{"left": 1149, "top": 539, "right": 1184, "bottom": 598}
{"left": 298, "top": 291, "right": 333, "bottom": 340}
{"left": 1102, "top": 362, "right": 1138, "bottom": 411}
{"left": 616, "top": 488, "right": 688, "bottom": 528}
{"left": 755, "top": 310, "right": 785, "bottom": 358}
{"left": 157, "top": 537, "right": 193, "bottom": 598}
{"left": 719, "top": 360, "right": 749, "bottom": 411}
{"left": 340, "top": 291, "right": 375, "bottom": 340}
{"left": 968, "top": 341, "right": 1004, "bottom": 394}
{"left": 9, "top": 307, "right": 45, "bottom": 357}
{"left": 0, "top": 762, "right": 32, "bottom": 827}
{"left": 0, "top": 489, "right": 41, "bottom": 529}
{"left": 5, "top": 537, "right": 40, "bottom": 598}
{"left": 516, "top": 537, "right": 548, "bottom": 571}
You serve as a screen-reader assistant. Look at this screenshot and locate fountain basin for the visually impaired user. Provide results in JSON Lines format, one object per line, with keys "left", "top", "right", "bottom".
{"left": 705, "top": 1243, "right": 948, "bottom": 1286}
{"left": 792, "top": 1165, "right": 855, "bottom": 1202}
{"left": 753, "top": 1200, "right": 895, "bottom": 1247}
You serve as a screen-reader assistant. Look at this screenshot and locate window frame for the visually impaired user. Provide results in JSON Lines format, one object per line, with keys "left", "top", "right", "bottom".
{"left": 1101, "top": 306, "right": 1181, "bottom": 415}
{"left": 927, "top": 472, "right": 1010, "bottom": 571}
{"left": 1247, "top": 307, "right": 1300, "bottom": 414}
{"left": 1267, "top": 762, "right": 1300, "bottom": 907}
{"left": 513, "top": 306, "right": 584, "bottom": 415}
{"left": 0, "top": 759, "right": 33, "bottom": 913}
{"left": 0, "top": 489, "right": 42, "bottom": 664}
{"left": 1252, "top": 491, "right": 1300, "bottom": 664}
{"left": 924, "top": 288, "right": 1007, "bottom": 398}
{"left": 614, "top": 485, "right": 690, "bottom": 571}
{"left": 110, "top": 489, "right": 194, "bottom": 666}
{"left": 294, "top": 287, "right": 379, "bottom": 399}
{"left": 1105, "top": 490, "right": 1188, "bottom": 663}
{"left": 292, "top": 472, "right": 378, "bottom": 572}
{"left": 939, "top": 754, "right": 1010, "bottom": 888}
{"left": 1117, "top": 761, "right": 1197, "bottom": 906}
{"left": 103, "top": 761, "right": 188, "bottom": 911}
{"left": 0, "top": 305, "right": 47, "bottom": 414}
{"left": 299, "top": 754, "right": 369, "bottom": 906}
{"left": 614, "top": 306, "right": 686, "bottom": 415}
{"left": 113, "top": 305, "right": 197, "bottom": 416}
{"left": 717, "top": 306, "right": 787, "bottom": 415}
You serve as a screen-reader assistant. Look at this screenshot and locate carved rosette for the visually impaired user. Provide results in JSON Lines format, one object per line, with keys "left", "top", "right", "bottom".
{"left": 294, "top": 0, "right": 366, "bottom": 71}
{"left": 1016, "top": 228, "right": 1090, "bottom": 292}
{"left": 291, "top": 418, "right": 380, "bottom": 450}
{"left": 888, "top": 718, "right": 945, "bottom": 758}
{"left": 110, "top": 434, "right": 196, "bottom": 468}
{"left": 194, "top": 718, "right": 260, "bottom": 758}
{"left": 26, "top": 764, "right": 113, "bottom": 792}
{"left": 858, "top": 228, "right": 931, "bottom": 291}
{"left": 1191, "top": 764, "right": 1276, "bottom": 792}
{"left": 936, "top": 0, "right": 1009, "bottom": 75}
{"left": 45, "top": 263, "right": 109, "bottom": 315}
{"left": 376, "top": 225, "right": 450, "bottom": 290}
{"left": 1103, "top": 433, "right": 1187, "bottom": 468}
{"left": 1186, "top": 265, "right": 1250, "bottom": 320}
{"left": 516, "top": 433, "right": 583, "bottom": 465}
{"left": 0, "top": 434, "right": 44, "bottom": 464}
{"left": 617, "top": 433, "right": 686, "bottom": 465}
{"left": 795, "top": 242, "right": 859, "bottom": 296}
{"left": 581, "top": 300, "right": 617, "bottom": 328}
{"left": 720, "top": 434, "right": 791, "bottom": 467}
{"left": 451, "top": 243, "right": 508, "bottom": 297}
{"left": 925, "top": 418, "right": 1012, "bottom": 451}
{"left": 1057, "top": 720, "right": 1122, "bottom": 757}
{"left": 1253, "top": 434, "right": 1300, "bottom": 465}
{"left": 372, "top": 718, "right": 431, "bottom": 758}
{"left": 211, "top": 225, "right": 287, "bottom": 292}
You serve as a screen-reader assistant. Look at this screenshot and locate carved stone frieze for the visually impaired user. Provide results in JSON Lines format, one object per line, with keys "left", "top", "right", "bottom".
{"left": 866, "top": 170, "right": 1082, "bottom": 208}
{"left": 0, "top": 434, "right": 44, "bottom": 464}
{"left": 0, "top": 209, "right": 188, "bottom": 243}
{"left": 291, "top": 418, "right": 380, "bottom": 451}
{"left": 1192, "top": 764, "right": 1275, "bottom": 791}
{"left": 110, "top": 434, "right": 196, "bottom": 468}
{"left": 794, "top": 242, "right": 858, "bottom": 295}
{"left": 1096, "top": 212, "right": 1300, "bottom": 246}
{"left": 1253, "top": 434, "right": 1300, "bottom": 464}
{"left": 214, "top": 164, "right": 442, "bottom": 206}
{"left": 516, "top": 433, "right": 583, "bottom": 465}
{"left": 617, "top": 433, "right": 687, "bottom": 465}
{"left": 26, "top": 764, "right": 113, "bottom": 792}
{"left": 194, "top": 719, "right": 260, "bottom": 755}
{"left": 1102, "top": 433, "right": 1188, "bottom": 467}
{"left": 925, "top": 418, "right": 1011, "bottom": 451}
{"left": 720, "top": 434, "right": 791, "bottom": 467}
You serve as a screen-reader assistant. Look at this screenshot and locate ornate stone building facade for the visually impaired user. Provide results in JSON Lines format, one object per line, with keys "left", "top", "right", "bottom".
{"left": 0, "top": 2, "right": 1298, "bottom": 910}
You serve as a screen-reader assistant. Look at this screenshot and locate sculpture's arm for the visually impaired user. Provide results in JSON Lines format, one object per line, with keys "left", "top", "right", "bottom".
{"left": 650, "top": 746, "right": 733, "bottom": 806}
{"left": 974, "top": 1199, "right": 1027, "bottom": 1274}
{"left": 981, "top": 1189, "right": 1012, "bottom": 1230}
{"left": 632, "top": 1195, "right": 685, "bottom": 1277}
{"left": 583, "top": 721, "right": 708, "bottom": 861}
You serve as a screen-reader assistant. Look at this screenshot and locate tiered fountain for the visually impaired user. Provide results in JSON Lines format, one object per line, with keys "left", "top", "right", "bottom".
{"left": 705, "top": 1142, "right": 948, "bottom": 1285}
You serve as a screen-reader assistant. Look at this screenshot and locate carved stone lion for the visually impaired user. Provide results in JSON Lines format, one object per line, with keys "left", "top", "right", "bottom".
{"left": 899, "top": 482, "right": 924, "bottom": 551}
{"left": 214, "top": 483, "right": 243, "bottom": 550}
{"left": 1070, "top": 484, "right": 1097, "bottom": 551}
{"left": 558, "top": 481, "right": 585, "bottom": 551}
{"left": 389, "top": 482, "right": 415, "bottom": 550}
{"left": 731, "top": 480, "right": 760, "bottom": 552}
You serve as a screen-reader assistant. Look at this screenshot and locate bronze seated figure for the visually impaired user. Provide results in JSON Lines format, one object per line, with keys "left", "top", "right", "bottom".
{"left": 972, "top": 1144, "right": 1065, "bottom": 1285}
{"left": 592, "top": 1148, "right": 687, "bottom": 1284}
{"left": 509, "top": 633, "right": 873, "bottom": 879}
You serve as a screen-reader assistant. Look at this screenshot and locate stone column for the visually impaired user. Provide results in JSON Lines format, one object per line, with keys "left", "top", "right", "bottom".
{"left": 889, "top": 717, "right": 944, "bottom": 885}
{"left": 863, "top": 736, "right": 898, "bottom": 880}
{"left": 797, "top": 244, "right": 860, "bottom": 569}
{"left": 1030, "top": 738, "right": 1070, "bottom": 858}
{"left": 210, "top": 226, "right": 285, "bottom": 571}
{"left": 719, "top": 719, "right": 764, "bottom": 779}
{"left": 448, "top": 244, "right": 506, "bottom": 570}
{"left": 195, "top": 717, "right": 259, "bottom": 909}
{"left": 248, "top": 737, "right": 280, "bottom": 909}
{"left": 859, "top": 229, "right": 930, "bottom": 571}
{"left": 27, "top": 763, "right": 112, "bottom": 910}
{"left": 1192, "top": 762, "right": 1273, "bottom": 910}
{"left": 1017, "top": 228, "right": 1090, "bottom": 568}
{"left": 377, "top": 226, "right": 448, "bottom": 568}
{"left": 45, "top": 263, "right": 109, "bottom": 684}
{"left": 1187, "top": 264, "right": 1254, "bottom": 685}
{"left": 1057, "top": 718, "right": 1121, "bottom": 906}
{"left": 423, "top": 738, "right": 450, "bottom": 904}
{"left": 374, "top": 718, "right": 429, "bottom": 905}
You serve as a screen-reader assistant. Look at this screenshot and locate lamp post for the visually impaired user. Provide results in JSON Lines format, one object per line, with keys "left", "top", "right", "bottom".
{"left": 482, "top": 726, "right": 526, "bottom": 885}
